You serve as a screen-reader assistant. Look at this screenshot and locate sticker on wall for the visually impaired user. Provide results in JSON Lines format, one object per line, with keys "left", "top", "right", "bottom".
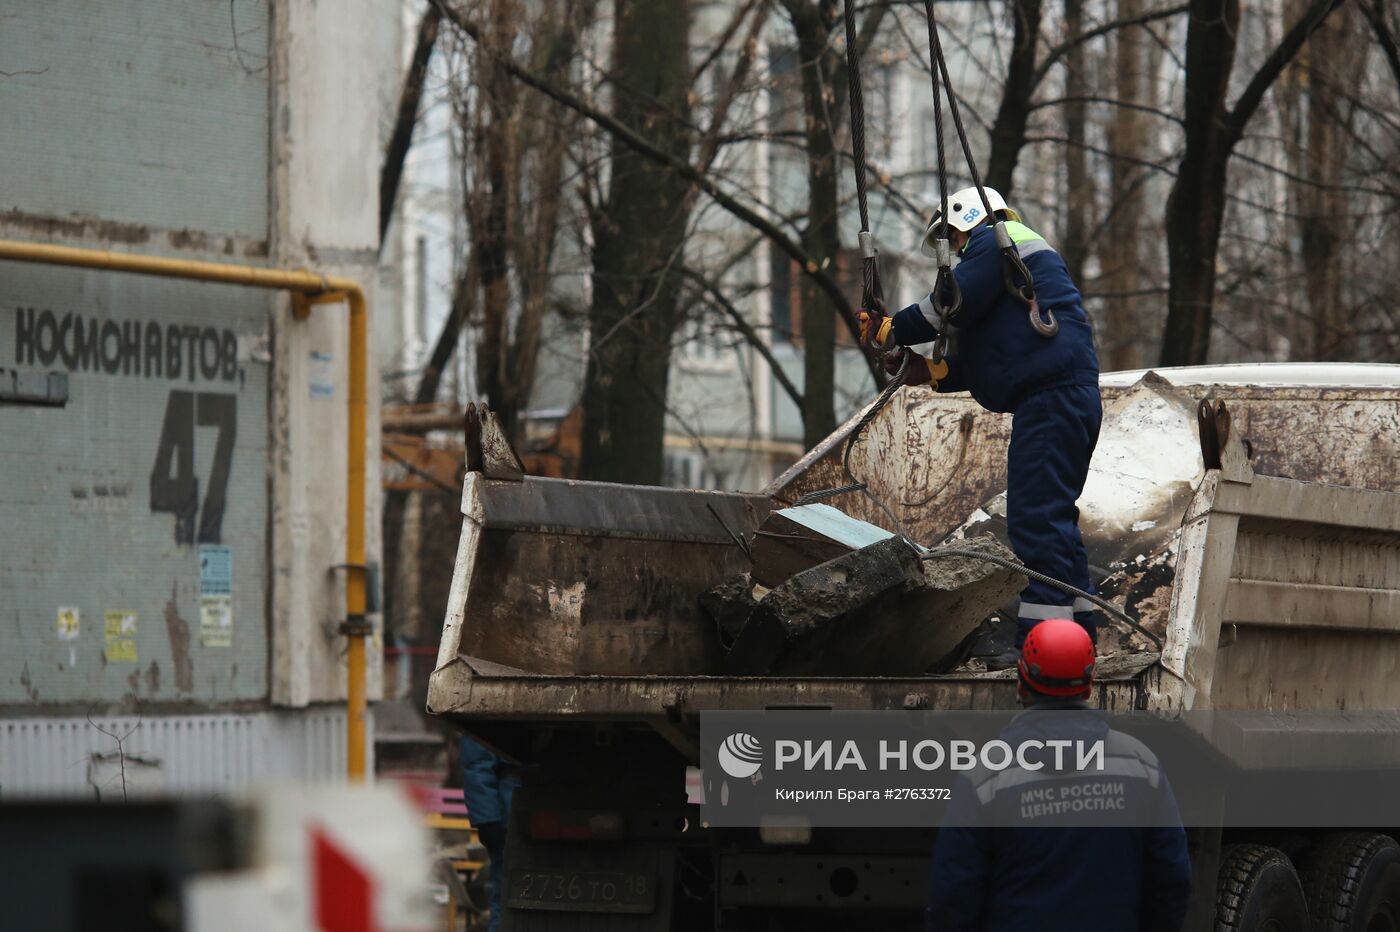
{"left": 309, "top": 351, "right": 334, "bottom": 398}
{"left": 200, "top": 545, "right": 233, "bottom": 595}
{"left": 200, "top": 544, "right": 234, "bottom": 647}
{"left": 57, "top": 606, "right": 80, "bottom": 641}
{"left": 200, "top": 595, "right": 233, "bottom": 648}
{"left": 104, "top": 610, "right": 138, "bottom": 663}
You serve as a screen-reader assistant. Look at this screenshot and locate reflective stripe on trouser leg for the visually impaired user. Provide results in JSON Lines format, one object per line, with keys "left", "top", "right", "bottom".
{"left": 1018, "top": 601, "right": 1075, "bottom": 620}
{"left": 1016, "top": 601, "right": 1076, "bottom": 650}
{"left": 1006, "top": 384, "right": 1103, "bottom": 644}
{"left": 1073, "top": 597, "right": 1101, "bottom": 642}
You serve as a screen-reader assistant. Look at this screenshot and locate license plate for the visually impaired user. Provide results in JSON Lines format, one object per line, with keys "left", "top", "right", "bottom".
{"left": 507, "top": 868, "right": 656, "bottom": 914}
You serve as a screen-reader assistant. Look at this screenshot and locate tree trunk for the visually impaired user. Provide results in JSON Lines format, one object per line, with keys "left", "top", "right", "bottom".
{"left": 379, "top": 3, "right": 443, "bottom": 248}
{"left": 1299, "top": 2, "right": 1355, "bottom": 360}
{"left": 1160, "top": 0, "right": 1342, "bottom": 365}
{"left": 1060, "top": 0, "right": 1090, "bottom": 288}
{"left": 985, "top": 0, "right": 1044, "bottom": 195}
{"left": 1160, "top": 0, "right": 1239, "bottom": 366}
{"left": 578, "top": 0, "right": 692, "bottom": 483}
{"left": 787, "top": 0, "right": 842, "bottom": 449}
{"left": 504, "top": 0, "right": 593, "bottom": 428}
{"left": 1102, "top": 0, "right": 1148, "bottom": 370}
{"left": 473, "top": 0, "right": 518, "bottom": 437}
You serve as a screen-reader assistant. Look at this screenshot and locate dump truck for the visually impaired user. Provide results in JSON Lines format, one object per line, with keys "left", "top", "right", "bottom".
{"left": 427, "top": 363, "right": 1400, "bottom": 931}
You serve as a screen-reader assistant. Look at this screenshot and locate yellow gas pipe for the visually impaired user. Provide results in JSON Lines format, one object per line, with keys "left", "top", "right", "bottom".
{"left": 0, "top": 239, "right": 372, "bottom": 782}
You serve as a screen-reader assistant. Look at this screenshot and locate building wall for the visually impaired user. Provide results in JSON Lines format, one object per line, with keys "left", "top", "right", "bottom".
{"left": 0, "top": 0, "right": 398, "bottom": 778}
{"left": 0, "top": 1, "right": 276, "bottom": 707}
{"left": 268, "top": 0, "right": 395, "bottom": 708}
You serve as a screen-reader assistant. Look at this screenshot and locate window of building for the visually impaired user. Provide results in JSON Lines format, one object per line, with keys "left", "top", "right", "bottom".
{"left": 917, "top": 107, "right": 938, "bottom": 193}
{"left": 680, "top": 315, "right": 727, "bottom": 368}
{"left": 664, "top": 450, "right": 704, "bottom": 489}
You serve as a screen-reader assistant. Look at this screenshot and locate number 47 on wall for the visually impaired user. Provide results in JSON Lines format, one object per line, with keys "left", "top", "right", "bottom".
{"left": 149, "top": 390, "right": 236, "bottom": 544}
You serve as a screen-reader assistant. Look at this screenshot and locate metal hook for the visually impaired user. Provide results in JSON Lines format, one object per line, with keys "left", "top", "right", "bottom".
{"left": 933, "top": 264, "right": 962, "bottom": 325}
{"left": 1028, "top": 298, "right": 1058, "bottom": 337}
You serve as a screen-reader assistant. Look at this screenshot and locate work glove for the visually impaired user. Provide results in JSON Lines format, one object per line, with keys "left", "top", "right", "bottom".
{"left": 886, "top": 348, "right": 949, "bottom": 388}
{"left": 858, "top": 306, "right": 894, "bottom": 351}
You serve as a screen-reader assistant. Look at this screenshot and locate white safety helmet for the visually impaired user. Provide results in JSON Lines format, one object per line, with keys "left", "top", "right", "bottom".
{"left": 920, "top": 186, "right": 1021, "bottom": 257}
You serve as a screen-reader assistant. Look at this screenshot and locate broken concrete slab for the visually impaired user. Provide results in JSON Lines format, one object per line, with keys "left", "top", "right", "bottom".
{"left": 699, "top": 574, "right": 760, "bottom": 650}
{"left": 750, "top": 502, "right": 897, "bottom": 588}
{"left": 726, "top": 536, "right": 922, "bottom": 674}
{"left": 726, "top": 534, "right": 1024, "bottom": 676}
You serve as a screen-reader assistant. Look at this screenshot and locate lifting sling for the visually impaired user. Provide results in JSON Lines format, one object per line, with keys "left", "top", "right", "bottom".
{"left": 840, "top": 0, "right": 1057, "bottom": 350}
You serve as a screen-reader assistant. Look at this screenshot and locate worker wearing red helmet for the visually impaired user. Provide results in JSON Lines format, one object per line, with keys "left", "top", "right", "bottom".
{"left": 926, "top": 620, "right": 1191, "bottom": 932}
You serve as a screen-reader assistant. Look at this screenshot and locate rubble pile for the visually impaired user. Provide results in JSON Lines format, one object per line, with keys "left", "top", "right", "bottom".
{"left": 703, "top": 504, "right": 1023, "bottom": 676}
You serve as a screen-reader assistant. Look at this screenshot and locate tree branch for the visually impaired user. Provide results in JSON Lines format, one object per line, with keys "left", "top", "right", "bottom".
{"left": 380, "top": 3, "right": 444, "bottom": 248}
{"left": 1226, "top": 0, "right": 1344, "bottom": 138}
{"left": 432, "top": 0, "right": 885, "bottom": 386}
{"left": 1032, "top": 3, "right": 1187, "bottom": 89}
{"left": 1030, "top": 94, "right": 1185, "bottom": 125}
{"left": 695, "top": 0, "right": 770, "bottom": 175}
{"left": 679, "top": 266, "right": 806, "bottom": 414}
{"left": 1360, "top": 0, "right": 1400, "bottom": 95}
{"left": 692, "top": 0, "right": 764, "bottom": 84}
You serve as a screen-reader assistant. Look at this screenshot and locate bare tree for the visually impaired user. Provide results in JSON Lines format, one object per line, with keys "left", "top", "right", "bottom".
{"left": 778, "top": 0, "right": 889, "bottom": 447}
{"left": 1099, "top": 0, "right": 1152, "bottom": 369}
{"left": 1058, "top": 0, "right": 1092, "bottom": 290}
{"left": 1159, "top": 0, "right": 1344, "bottom": 366}
{"left": 380, "top": 2, "right": 444, "bottom": 248}
{"left": 578, "top": 0, "right": 695, "bottom": 483}
{"left": 1290, "top": 1, "right": 1362, "bottom": 360}
{"left": 985, "top": 0, "right": 1045, "bottom": 193}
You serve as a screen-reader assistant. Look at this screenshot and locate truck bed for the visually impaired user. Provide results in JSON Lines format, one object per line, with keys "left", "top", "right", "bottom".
{"left": 428, "top": 654, "right": 1158, "bottom": 762}
{"left": 423, "top": 369, "right": 1400, "bottom": 932}
{"left": 428, "top": 373, "right": 1400, "bottom": 757}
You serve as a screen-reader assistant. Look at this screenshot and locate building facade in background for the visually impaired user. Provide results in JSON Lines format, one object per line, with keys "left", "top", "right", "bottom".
{"left": 0, "top": 0, "right": 400, "bottom": 795}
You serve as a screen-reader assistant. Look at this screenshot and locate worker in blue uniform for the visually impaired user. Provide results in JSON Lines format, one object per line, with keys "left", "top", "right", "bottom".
{"left": 860, "top": 186, "right": 1102, "bottom": 658}
{"left": 460, "top": 735, "right": 522, "bottom": 932}
{"left": 926, "top": 619, "right": 1192, "bottom": 931}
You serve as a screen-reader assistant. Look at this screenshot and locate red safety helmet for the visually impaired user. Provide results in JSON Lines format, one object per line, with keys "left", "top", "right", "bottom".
{"left": 1017, "top": 619, "right": 1095, "bottom": 698}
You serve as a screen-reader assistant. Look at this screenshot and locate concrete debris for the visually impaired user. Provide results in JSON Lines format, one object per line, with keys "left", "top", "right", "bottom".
{"left": 749, "top": 502, "right": 896, "bottom": 588}
{"left": 1095, "top": 541, "right": 1177, "bottom": 655}
{"left": 698, "top": 574, "right": 760, "bottom": 651}
{"left": 723, "top": 533, "right": 1023, "bottom": 676}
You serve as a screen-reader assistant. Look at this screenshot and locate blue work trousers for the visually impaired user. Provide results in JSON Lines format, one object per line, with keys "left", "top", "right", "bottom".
{"left": 1006, "top": 384, "right": 1103, "bottom": 646}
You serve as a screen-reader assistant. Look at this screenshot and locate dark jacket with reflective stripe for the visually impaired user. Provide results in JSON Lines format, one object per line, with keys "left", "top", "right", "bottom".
{"left": 892, "top": 222, "right": 1099, "bottom": 413}
{"left": 926, "top": 702, "right": 1191, "bottom": 932}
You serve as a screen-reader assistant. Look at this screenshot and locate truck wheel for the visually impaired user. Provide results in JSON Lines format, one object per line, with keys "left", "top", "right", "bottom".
{"left": 1216, "top": 844, "right": 1309, "bottom": 932}
{"left": 1300, "top": 833, "right": 1400, "bottom": 932}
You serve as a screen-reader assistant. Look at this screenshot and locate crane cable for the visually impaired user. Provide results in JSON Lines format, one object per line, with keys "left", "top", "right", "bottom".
{"left": 839, "top": 0, "right": 886, "bottom": 332}
{"left": 922, "top": 0, "right": 958, "bottom": 356}
{"left": 921, "top": 0, "right": 1056, "bottom": 335}
{"left": 804, "top": 0, "right": 1147, "bottom": 651}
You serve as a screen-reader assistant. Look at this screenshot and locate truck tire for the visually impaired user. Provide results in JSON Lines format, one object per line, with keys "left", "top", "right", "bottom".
{"left": 1300, "top": 832, "right": 1400, "bottom": 932}
{"left": 1216, "top": 844, "right": 1309, "bottom": 932}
